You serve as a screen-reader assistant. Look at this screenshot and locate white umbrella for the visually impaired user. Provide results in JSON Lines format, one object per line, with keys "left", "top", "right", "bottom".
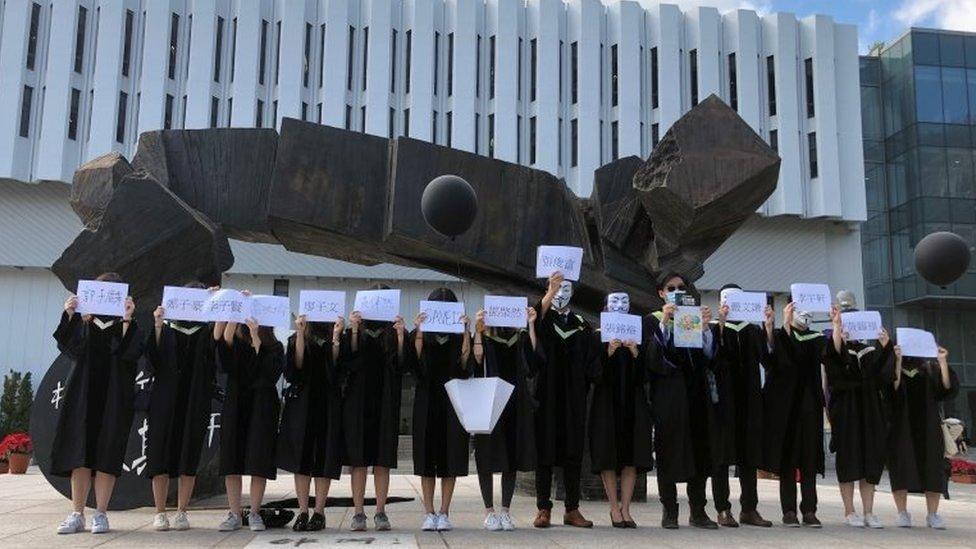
{"left": 444, "top": 377, "right": 514, "bottom": 435}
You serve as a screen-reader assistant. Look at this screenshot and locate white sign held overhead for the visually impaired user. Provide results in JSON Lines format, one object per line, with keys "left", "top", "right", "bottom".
{"left": 250, "top": 295, "right": 291, "bottom": 328}
{"left": 841, "top": 311, "right": 883, "bottom": 341}
{"left": 600, "top": 312, "right": 643, "bottom": 343}
{"left": 298, "top": 290, "right": 346, "bottom": 322}
{"left": 725, "top": 291, "right": 767, "bottom": 323}
{"left": 535, "top": 245, "right": 584, "bottom": 281}
{"left": 161, "top": 286, "right": 212, "bottom": 322}
{"left": 483, "top": 296, "right": 528, "bottom": 328}
{"left": 76, "top": 280, "right": 129, "bottom": 317}
{"left": 419, "top": 300, "right": 466, "bottom": 334}
{"left": 896, "top": 327, "right": 939, "bottom": 358}
{"left": 790, "top": 283, "right": 832, "bottom": 313}
{"left": 353, "top": 289, "right": 401, "bottom": 322}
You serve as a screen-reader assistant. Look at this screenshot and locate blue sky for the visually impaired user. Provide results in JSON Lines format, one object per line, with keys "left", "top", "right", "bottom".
{"left": 653, "top": 0, "right": 976, "bottom": 52}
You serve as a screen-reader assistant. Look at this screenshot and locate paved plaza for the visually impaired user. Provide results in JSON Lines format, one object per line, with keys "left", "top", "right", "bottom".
{"left": 2, "top": 466, "right": 976, "bottom": 548}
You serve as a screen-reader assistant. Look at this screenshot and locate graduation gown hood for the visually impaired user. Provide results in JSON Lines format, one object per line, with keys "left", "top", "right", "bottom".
{"left": 145, "top": 321, "right": 216, "bottom": 478}
{"left": 50, "top": 312, "right": 144, "bottom": 477}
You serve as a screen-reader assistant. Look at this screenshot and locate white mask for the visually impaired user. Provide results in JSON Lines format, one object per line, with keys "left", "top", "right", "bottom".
{"left": 794, "top": 310, "right": 813, "bottom": 330}
{"left": 606, "top": 292, "right": 630, "bottom": 313}
{"left": 720, "top": 287, "right": 742, "bottom": 306}
{"left": 552, "top": 280, "right": 574, "bottom": 311}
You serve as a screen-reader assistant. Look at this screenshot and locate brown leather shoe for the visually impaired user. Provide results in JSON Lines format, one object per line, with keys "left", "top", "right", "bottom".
{"left": 533, "top": 509, "right": 551, "bottom": 528}
{"left": 563, "top": 509, "right": 594, "bottom": 528}
{"left": 717, "top": 510, "right": 739, "bottom": 527}
{"left": 739, "top": 509, "right": 772, "bottom": 527}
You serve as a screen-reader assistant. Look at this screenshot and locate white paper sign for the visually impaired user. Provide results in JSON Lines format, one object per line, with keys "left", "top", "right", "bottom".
{"left": 600, "top": 312, "right": 643, "bottom": 343}
{"left": 535, "top": 245, "right": 584, "bottom": 281}
{"left": 674, "top": 305, "right": 704, "bottom": 348}
{"left": 841, "top": 311, "right": 883, "bottom": 341}
{"left": 298, "top": 290, "right": 346, "bottom": 322}
{"left": 353, "top": 289, "right": 401, "bottom": 321}
{"left": 444, "top": 377, "right": 515, "bottom": 434}
{"left": 250, "top": 295, "right": 291, "bottom": 328}
{"left": 790, "top": 283, "right": 832, "bottom": 313}
{"left": 725, "top": 291, "right": 767, "bottom": 323}
{"left": 76, "top": 280, "right": 129, "bottom": 317}
{"left": 896, "top": 327, "right": 939, "bottom": 358}
{"left": 483, "top": 296, "right": 528, "bottom": 328}
{"left": 419, "top": 300, "right": 466, "bottom": 334}
{"left": 205, "top": 289, "right": 250, "bottom": 323}
{"left": 161, "top": 286, "right": 212, "bottom": 322}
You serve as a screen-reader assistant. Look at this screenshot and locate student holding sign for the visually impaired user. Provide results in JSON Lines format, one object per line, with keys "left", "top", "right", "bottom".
{"left": 53, "top": 273, "right": 142, "bottom": 535}
{"left": 589, "top": 292, "right": 652, "bottom": 529}
{"left": 145, "top": 282, "right": 220, "bottom": 532}
{"left": 411, "top": 288, "right": 471, "bottom": 532}
{"left": 885, "top": 344, "right": 959, "bottom": 529}
{"left": 340, "top": 284, "right": 408, "bottom": 533}
{"left": 215, "top": 305, "right": 284, "bottom": 533}
{"left": 531, "top": 272, "right": 596, "bottom": 529}
{"left": 471, "top": 306, "right": 541, "bottom": 531}
{"left": 763, "top": 301, "right": 827, "bottom": 528}
{"left": 275, "top": 314, "right": 345, "bottom": 532}
{"left": 709, "top": 284, "right": 775, "bottom": 528}
{"left": 644, "top": 274, "right": 719, "bottom": 530}
{"left": 823, "top": 300, "right": 894, "bottom": 529}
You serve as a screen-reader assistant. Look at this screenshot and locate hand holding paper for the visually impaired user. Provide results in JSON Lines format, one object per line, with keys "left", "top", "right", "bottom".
{"left": 896, "top": 327, "right": 939, "bottom": 358}
{"left": 76, "top": 280, "right": 129, "bottom": 317}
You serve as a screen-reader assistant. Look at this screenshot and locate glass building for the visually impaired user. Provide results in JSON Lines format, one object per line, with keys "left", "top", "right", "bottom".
{"left": 861, "top": 29, "right": 976, "bottom": 425}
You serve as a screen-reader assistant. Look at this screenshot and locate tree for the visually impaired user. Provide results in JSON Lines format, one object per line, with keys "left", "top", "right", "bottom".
{"left": 12, "top": 372, "right": 33, "bottom": 433}
{"left": 0, "top": 371, "right": 33, "bottom": 436}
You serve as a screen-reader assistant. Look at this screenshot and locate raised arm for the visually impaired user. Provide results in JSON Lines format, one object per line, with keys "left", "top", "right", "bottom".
{"left": 331, "top": 316, "right": 345, "bottom": 363}
{"left": 294, "top": 315, "right": 308, "bottom": 369}
{"left": 154, "top": 306, "right": 165, "bottom": 345}
{"left": 472, "top": 310, "right": 486, "bottom": 365}
{"left": 829, "top": 305, "right": 844, "bottom": 355}
{"left": 540, "top": 271, "right": 562, "bottom": 317}
{"left": 413, "top": 311, "right": 426, "bottom": 359}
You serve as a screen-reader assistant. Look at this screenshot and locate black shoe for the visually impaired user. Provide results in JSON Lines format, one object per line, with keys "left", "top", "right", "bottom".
{"left": 662, "top": 508, "right": 679, "bottom": 529}
{"left": 307, "top": 512, "right": 325, "bottom": 531}
{"left": 292, "top": 511, "right": 309, "bottom": 532}
{"left": 801, "top": 512, "right": 822, "bottom": 528}
{"left": 690, "top": 511, "right": 719, "bottom": 530}
{"left": 739, "top": 510, "right": 773, "bottom": 527}
{"left": 783, "top": 511, "right": 800, "bottom": 528}
{"left": 623, "top": 520, "right": 637, "bottom": 529}
{"left": 611, "top": 513, "right": 627, "bottom": 528}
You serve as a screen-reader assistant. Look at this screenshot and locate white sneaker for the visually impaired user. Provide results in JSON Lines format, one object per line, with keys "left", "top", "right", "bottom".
{"left": 895, "top": 511, "right": 912, "bottom": 528}
{"left": 249, "top": 512, "right": 266, "bottom": 532}
{"left": 845, "top": 512, "right": 864, "bottom": 527}
{"left": 926, "top": 512, "right": 946, "bottom": 530}
{"left": 172, "top": 510, "right": 190, "bottom": 531}
{"left": 153, "top": 513, "right": 170, "bottom": 531}
{"left": 864, "top": 513, "right": 883, "bottom": 529}
{"left": 218, "top": 512, "right": 242, "bottom": 532}
{"left": 499, "top": 511, "right": 515, "bottom": 531}
{"left": 436, "top": 513, "right": 453, "bottom": 531}
{"left": 422, "top": 513, "right": 438, "bottom": 531}
{"left": 57, "top": 512, "right": 85, "bottom": 534}
{"left": 90, "top": 511, "right": 110, "bottom": 534}
{"left": 484, "top": 512, "right": 502, "bottom": 531}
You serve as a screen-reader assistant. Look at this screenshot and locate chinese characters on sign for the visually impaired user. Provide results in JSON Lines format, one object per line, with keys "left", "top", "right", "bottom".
{"left": 841, "top": 311, "right": 883, "bottom": 341}
{"left": 419, "top": 300, "right": 466, "bottom": 334}
{"left": 161, "top": 286, "right": 212, "bottom": 322}
{"left": 789, "top": 283, "right": 832, "bottom": 313}
{"left": 483, "top": 296, "right": 528, "bottom": 328}
{"left": 724, "top": 291, "right": 766, "bottom": 323}
{"left": 298, "top": 290, "right": 346, "bottom": 322}
{"left": 600, "top": 312, "right": 643, "bottom": 343}
{"left": 206, "top": 289, "right": 250, "bottom": 323}
{"left": 250, "top": 295, "right": 291, "bottom": 328}
{"left": 535, "top": 245, "right": 584, "bottom": 281}
{"left": 76, "top": 280, "right": 128, "bottom": 317}
{"left": 353, "top": 290, "right": 401, "bottom": 322}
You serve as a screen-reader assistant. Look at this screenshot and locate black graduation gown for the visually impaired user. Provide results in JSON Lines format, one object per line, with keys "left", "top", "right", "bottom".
{"left": 144, "top": 321, "right": 216, "bottom": 478}
{"left": 588, "top": 340, "right": 653, "bottom": 474}
{"left": 339, "top": 323, "right": 405, "bottom": 468}
{"left": 645, "top": 312, "right": 717, "bottom": 483}
{"left": 533, "top": 305, "right": 595, "bottom": 468}
{"left": 217, "top": 336, "right": 283, "bottom": 479}
{"left": 824, "top": 339, "right": 893, "bottom": 484}
{"left": 762, "top": 327, "right": 826, "bottom": 476}
{"left": 713, "top": 321, "right": 767, "bottom": 469}
{"left": 411, "top": 331, "right": 470, "bottom": 478}
{"left": 276, "top": 330, "right": 343, "bottom": 479}
{"left": 473, "top": 330, "right": 540, "bottom": 474}
{"left": 885, "top": 360, "right": 960, "bottom": 494}
{"left": 50, "top": 312, "right": 143, "bottom": 477}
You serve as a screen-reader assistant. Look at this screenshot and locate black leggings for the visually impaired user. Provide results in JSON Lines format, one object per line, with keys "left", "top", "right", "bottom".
{"left": 479, "top": 471, "right": 516, "bottom": 509}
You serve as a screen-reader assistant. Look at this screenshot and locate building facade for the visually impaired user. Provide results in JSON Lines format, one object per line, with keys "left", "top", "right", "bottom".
{"left": 0, "top": 1, "right": 867, "bottom": 387}
{"left": 860, "top": 29, "right": 976, "bottom": 424}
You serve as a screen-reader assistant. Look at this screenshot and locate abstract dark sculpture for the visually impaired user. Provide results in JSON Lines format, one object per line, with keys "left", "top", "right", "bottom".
{"left": 52, "top": 94, "right": 778, "bottom": 314}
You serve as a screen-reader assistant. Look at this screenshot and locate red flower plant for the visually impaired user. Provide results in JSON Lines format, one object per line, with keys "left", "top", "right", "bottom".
{"left": 950, "top": 457, "right": 976, "bottom": 476}
{"left": 0, "top": 432, "right": 32, "bottom": 458}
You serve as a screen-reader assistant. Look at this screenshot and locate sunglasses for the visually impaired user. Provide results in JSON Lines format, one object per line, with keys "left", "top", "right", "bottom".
{"left": 666, "top": 285, "right": 686, "bottom": 292}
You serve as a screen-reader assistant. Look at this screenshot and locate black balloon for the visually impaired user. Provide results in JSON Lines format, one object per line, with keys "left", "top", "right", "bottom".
{"left": 421, "top": 175, "right": 478, "bottom": 237}
{"left": 914, "top": 231, "right": 972, "bottom": 287}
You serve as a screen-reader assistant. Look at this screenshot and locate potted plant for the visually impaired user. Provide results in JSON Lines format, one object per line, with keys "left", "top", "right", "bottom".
{"left": 0, "top": 433, "right": 32, "bottom": 474}
{"left": 950, "top": 457, "right": 976, "bottom": 484}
